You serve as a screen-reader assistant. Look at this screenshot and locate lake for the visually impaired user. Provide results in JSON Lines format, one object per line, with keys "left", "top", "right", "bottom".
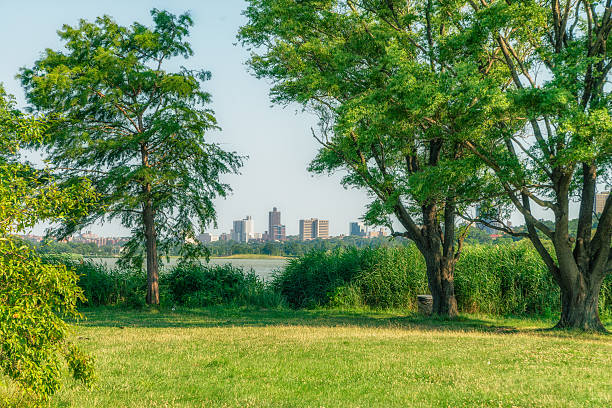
{"left": 85, "top": 257, "right": 289, "bottom": 281}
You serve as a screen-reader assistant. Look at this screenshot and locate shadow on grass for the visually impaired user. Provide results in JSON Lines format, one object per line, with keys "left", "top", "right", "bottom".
{"left": 68, "top": 306, "right": 612, "bottom": 339}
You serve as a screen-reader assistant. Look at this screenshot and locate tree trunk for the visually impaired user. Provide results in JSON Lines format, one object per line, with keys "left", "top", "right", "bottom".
{"left": 140, "top": 140, "right": 159, "bottom": 306}
{"left": 556, "top": 272, "right": 605, "bottom": 331}
{"left": 143, "top": 195, "right": 159, "bottom": 305}
{"left": 424, "top": 252, "right": 458, "bottom": 318}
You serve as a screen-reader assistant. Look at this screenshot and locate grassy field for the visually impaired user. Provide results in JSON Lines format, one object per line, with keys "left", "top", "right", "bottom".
{"left": 3, "top": 308, "right": 611, "bottom": 407}
{"left": 212, "top": 254, "right": 289, "bottom": 259}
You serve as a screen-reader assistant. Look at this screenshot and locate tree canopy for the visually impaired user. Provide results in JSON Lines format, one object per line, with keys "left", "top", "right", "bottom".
{"left": 20, "top": 9, "right": 244, "bottom": 304}
{"left": 239, "top": 0, "right": 514, "bottom": 316}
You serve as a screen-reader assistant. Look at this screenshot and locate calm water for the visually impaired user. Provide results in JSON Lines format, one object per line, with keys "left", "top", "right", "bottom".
{"left": 85, "top": 257, "right": 288, "bottom": 281}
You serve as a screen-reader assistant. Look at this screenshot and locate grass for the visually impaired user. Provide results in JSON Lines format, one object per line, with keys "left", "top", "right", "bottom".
{"left": 212, "top": 254, "right": 290, "bottom": 259}
{"left": 3, "top": 308, "right": 611, "bottom": 407}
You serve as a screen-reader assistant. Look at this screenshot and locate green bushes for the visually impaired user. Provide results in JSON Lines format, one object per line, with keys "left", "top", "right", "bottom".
{"left": 57, "top": 242, "right": 612, "bottom": 318}
{"left": 74, "top": 261, "right": 146, "bottom": 308}
{"left": 272, "top": 246, "right": 426, "bottom": 309}
{"left": 454, "top": 242, "right": 559, "bottom": 316}
{"left": 70, "top": 261, "right": 281, "bottom": 308}
{"left": 272, "top": 242, "right": 612, "bottom": 317}
{"left": 167, "top": 263, "right": 281, "bottom": 308}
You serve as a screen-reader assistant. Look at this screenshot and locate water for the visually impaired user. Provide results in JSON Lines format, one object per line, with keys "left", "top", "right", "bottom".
{"left": 85, "top": 257, "right": 288, "bottom": 281}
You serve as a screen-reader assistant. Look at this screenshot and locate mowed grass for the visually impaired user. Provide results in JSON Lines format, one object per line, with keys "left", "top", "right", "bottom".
{"left": 7, "top": 308, "right": 612, "bottom": 407}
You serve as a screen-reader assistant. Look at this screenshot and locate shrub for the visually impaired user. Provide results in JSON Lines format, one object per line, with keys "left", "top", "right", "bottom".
{"left": 272, "top": 242, "right": 612, "bottom": 317}
{"left": 0, "top": 241, "right": 94, "bottom": 403}
{"left": 273, "top": 246, "right": 427, "bottom": 309}
{"left": 272, "top": 247, "right": 365, "bottom": 308}
{"left": 43, "top": 258, "right": 147, "bottom": 308}
{"left": 166, "top": 263, "right": 281, "bottom": 308}
{"left": 454, "top": 242, "right": 559, "bottom": 316}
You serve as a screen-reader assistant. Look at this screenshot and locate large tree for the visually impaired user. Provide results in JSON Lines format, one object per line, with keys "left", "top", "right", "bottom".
{"left": 239, "top": 0, "right": 510, "bottom": 316}
{"left": 20, "top": 9, "right": 243, "bottom": 304}
{"left": 460, "top": 0, "right": 612, "bottom": 330}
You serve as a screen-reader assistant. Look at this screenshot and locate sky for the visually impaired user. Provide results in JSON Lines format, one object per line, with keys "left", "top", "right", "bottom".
{"left": 1, "top": 1, "right": 573, "bottom": 239}
{"left": 0, "top": 0, "right": 377, "bottom": 237}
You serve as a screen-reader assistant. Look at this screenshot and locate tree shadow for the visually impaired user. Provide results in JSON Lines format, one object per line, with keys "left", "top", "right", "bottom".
{"left": 67, "top": 306, "right": 612, "bottom": 339}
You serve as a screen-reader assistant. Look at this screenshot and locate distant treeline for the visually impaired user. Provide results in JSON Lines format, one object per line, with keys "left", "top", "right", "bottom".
{"left": 205, "top": 231, "right": 514, "bottom": 257}
{"left": 26, "top": 240, "right": 121, "bottom": 256}
{"left": 26, "top": 219, "right": 593, "bottom": 258}
{"left": 23, "top": 227, "right": 516, "bottom": 257}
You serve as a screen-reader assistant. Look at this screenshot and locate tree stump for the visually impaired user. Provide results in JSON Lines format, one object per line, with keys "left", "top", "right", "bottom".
{"left": 417, "top": 295, "right": 433, "bottom": 316}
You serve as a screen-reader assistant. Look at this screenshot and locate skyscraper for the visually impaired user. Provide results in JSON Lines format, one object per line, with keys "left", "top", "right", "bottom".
{"left": 231, "top": 216, "right": 255, "bottom": 242}
{"left": 595, "top": 192, "right": 609, "bottom": 214}
{"left": 299, "top": 218, "right": 329, "bottom": 240}
{"left": 349, "top": 222, "right": 367, "bottom": 237}
{"left": 268, "top": 207, "right": 286, "bottom": 241}
{"left": 299, "top": 219, "right": 313, "bottom": 241}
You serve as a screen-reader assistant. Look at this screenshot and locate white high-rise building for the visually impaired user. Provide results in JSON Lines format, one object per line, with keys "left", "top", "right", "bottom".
{"left": 232, "top": 216, "right": 255, "bottom": 242}
{"left": 244, "top": 216, "right": 254, "bottom": 241}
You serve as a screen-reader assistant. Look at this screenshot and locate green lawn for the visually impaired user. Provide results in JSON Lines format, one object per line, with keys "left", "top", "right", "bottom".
{"left": 212, "top": 254, "right": 290, "bottom": 259}
{"left": 4, "top": 308, "right": 612, "bottom": 407}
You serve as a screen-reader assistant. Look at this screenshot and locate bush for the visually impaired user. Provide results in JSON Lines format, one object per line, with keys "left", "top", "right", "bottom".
{"left": 272, "top": 247, "right": 365, "bottom": 308}
{"left": 166, "top": 263, "right": 281, "bottom": 308}
{"left": 43, "top": 257, "right": 147, "bottom": 308}
{"left": 0, "top": 241, "right": 94, "bottom": 403}
{"left": 454, "top": 242, "right": 559, "bottom": 316}
{"left": 273, "top": 246, "right": 427, "bottom": 309}
{"left": 272, "top": 242, "right": 612, "bottom": 317}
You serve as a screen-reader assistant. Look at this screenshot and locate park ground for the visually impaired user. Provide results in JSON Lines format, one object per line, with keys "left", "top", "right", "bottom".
{"left": 3, "top": 308, "right": 612, "bottom": 407}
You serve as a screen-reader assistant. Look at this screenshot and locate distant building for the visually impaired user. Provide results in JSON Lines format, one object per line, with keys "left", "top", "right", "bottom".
{"left": 232, "top": 216, "right": 255, "bottom": 242}
{"left": 219, "top": 233, "right": 231, "bottom": 241}
{"left": 349, "top": 222, "right": 367, "bottom": 237}
{"left": 197, "top": 233, "right": 218, "bottom": 243}
{"left": 595, "top": 192, "right": 609, "bottom": 214}
{"left": 268, "top": 207, "right": 286, "bottom": 241}
{"left": 367, "top": 228, "right": 389, "bottom": 238}
{"left": 299, "top": 218, "right": 329, "bottom": 240}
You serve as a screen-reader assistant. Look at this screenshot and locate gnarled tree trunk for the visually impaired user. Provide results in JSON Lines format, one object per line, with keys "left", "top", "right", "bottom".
{"left": 555, "top": 266, "right": 606, "bottom": 331}
{"left": 424, "top": 252, "right": 458, "bottom": 317}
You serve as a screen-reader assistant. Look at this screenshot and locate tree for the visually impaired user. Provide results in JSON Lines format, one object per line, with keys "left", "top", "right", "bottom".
{"left": 460, "top": 0, "right": 612, "bottom": 330}
{"left": 20, "top": 9, "right": 244, "bottom": 304}
{"left": 0, "top": 88, "right": 94, "bottom": 402}
{"left": 239, "top": 0, "right": 509, "bottom": 316}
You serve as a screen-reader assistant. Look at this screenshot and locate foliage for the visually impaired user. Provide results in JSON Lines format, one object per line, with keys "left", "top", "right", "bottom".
{"left": 19, "top": 9, "right": 244, "bottom": 303}
{"left": 0, "top": 88, "right": 95, "bottom": 402}
{"left": 273, "top": 242, "right": 612, "bottom": 317}
{"left": 60, "top": 259, "right": 146, "bottom": 309}
{"left": 239, "top": 0, "right": 519, "bottom": 317}
{"left": 68, "top": 260, "right": 281, "bottom": 309}
{"left": 166, "top": 263, "right": 281, "bottom": 308}
{"left": 459, "top": 0, "right": 612, "bottom": 330}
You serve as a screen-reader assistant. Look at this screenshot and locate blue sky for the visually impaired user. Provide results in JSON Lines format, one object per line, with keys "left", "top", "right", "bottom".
{"left": 1, "top": 0, "right": 375, "bottom": 237}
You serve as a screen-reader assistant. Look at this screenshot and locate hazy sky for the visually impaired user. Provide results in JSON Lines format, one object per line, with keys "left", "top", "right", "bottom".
{"left": 1, "top": 0, "right": 377, "bottom": 237}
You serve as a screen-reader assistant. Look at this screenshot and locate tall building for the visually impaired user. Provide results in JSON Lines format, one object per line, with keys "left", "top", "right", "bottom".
{"left": 349, "top": 222, "right": 367, "bottom": 237}
{"left": 595, "top": 192, "right": 609, "bottom": 214}
{"left": 197, "top": 233, "right": 218, "bottom": 243}
{"left": 232, "top": 216, "right": 255, "bottom": 242}
{"left": 299, "top": 218, "right": 330, "bottom": 240}
{"left": 268, "top": 207, "right": 286, "bottom": 241}
{"left": 317, "top": 219, "right": 329, "bottom": 239}
{"left": 367, "top": 228, "right": 389, "bottom": 238}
